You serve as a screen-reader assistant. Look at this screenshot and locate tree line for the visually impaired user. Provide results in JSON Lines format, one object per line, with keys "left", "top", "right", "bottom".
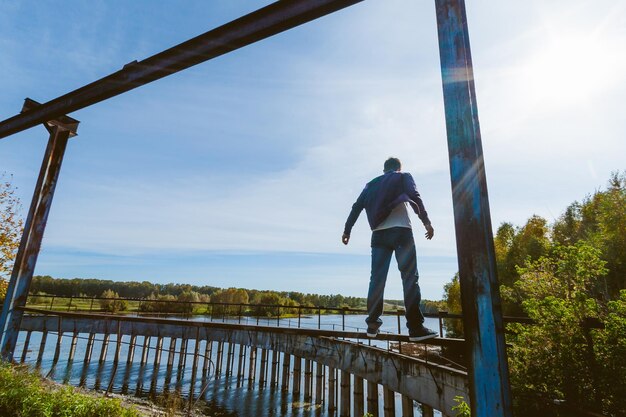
{"left": 443, "top": 172, "right": 626, "bottom": 416}
{"left": 28, "top": 275, "right": 442, "bottom": 316}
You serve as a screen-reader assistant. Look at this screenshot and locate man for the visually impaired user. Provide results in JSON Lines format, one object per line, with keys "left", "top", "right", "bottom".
{"left": 342, "top": 157, "right": 437, "bottom": 341}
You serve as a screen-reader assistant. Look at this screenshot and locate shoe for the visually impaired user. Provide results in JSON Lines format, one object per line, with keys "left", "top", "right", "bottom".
{"left": 408, "top": 325, "right": 437, "bottom": 342}
{"left": 366, "top": 327, "right": 378, "bottom": 338}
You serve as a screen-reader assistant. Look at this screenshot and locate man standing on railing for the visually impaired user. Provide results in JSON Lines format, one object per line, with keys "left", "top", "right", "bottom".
{"left": 342, "top": 157, "right": 437, "bottom": 341}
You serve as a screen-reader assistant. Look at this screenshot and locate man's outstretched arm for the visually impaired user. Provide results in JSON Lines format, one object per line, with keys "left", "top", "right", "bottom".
{"left": 342, "top": 187, "right": 366, "bottom": 245}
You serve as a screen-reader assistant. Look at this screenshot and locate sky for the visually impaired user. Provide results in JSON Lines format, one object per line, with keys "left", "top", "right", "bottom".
{"left": 1, "top": 0, "right": 625, "bottom": 301}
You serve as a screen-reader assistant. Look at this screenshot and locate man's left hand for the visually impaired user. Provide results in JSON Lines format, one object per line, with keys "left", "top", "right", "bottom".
{"left": 342, "top": 233, "right": 350, "bottom": 245}
{"left": 425, "top": 224, "right": 434, "bottom": 240}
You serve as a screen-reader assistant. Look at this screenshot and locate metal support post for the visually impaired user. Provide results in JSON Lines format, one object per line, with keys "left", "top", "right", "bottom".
{"left": 0, "top": 99, "right": 78, "bottom": 360}
{"left": 434, "top": 1, "right": 512, "bottom": 416}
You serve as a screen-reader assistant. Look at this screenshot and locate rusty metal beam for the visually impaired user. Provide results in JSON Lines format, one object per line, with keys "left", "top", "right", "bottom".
{"left": 0, "top": 111, "right": 78, "bottom": 360}
{"left": 0, "top": 0, "right": 363, "bottom": 140}
{"left": 434, "top": 0, "right": 512, "bottom": 416}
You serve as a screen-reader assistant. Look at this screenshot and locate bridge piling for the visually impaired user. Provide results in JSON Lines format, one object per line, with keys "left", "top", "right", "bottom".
{"left": 354, "top": 375, "right": 364, "bottom": 417}
{"left": 402, "top": 396, "right": 415, "bottom": 417}
{"left": 258, "top": 348, "right": 267, "bottom": 386}
{"left": 340, "top": 370, "right": 351, "bottom": 417}
{"left": 293, "top": 356, "right": 302, "bottom": 395}
{"left": 328, "top": 366, "right": 337, "bottom": 412}
{"left": 154, "top": 336, "right": 163, "bottom": 366}
{"left": 52, "top": 317, "right": 62, "bottom": 364}
{"left": 167, "top": 337, "right": 176, "bottom": 367}
{"left": 178, "top": 338, "right": 187, "bottom": 369}
{"left": 140, "top": 336, "right": 150, "bottom": 365}
{"left": 248, "top": 346, "right": 257, "bottom": 385}
{"left": 84, "top": 332, "right": 94, "bottom": 364}
{"left": 20, "top": 330, "right": 32, "bottom": 363}
{"left": 226, "top": 342, "right": 234, "bottom": 377}
{"left": 99, "top": 333, "right": 110, "bottom": 363}
{"left": 203, "top": 340, "right": 213, "bottom": 375}
{"left": 270, "top": 349, "right": 279, "bottom": 387}
{"left": 236, "top": 344, "right": 246, "bottom": 385}
{"left": 383, "top": 388, "right": 395, "bottom": 417}
{"left": 68, "top": 331, "right": 78, "bottom": 362}
{"left": 304, "top": 359, "right": 312, "bottom": 400}
{"left": 367, "top": 381, "right": 378, "bottom": 416}
{"left": 127, "top": 334, "right": 137, "bottom": 364}
{"left": 281, "top": 352, "right": 291, "bottom": 391}
{"left": 315, "top": 362, "right": 324, "bottom": 405}
{"left": 215, "top": 341, "right": 224, "bottom": 377}
{"left": 422, "top": 403, "right": 434, "bottom": 417}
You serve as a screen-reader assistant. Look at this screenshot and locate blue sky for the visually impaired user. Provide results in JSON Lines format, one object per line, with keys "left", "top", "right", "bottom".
{"left": 1, "top": 0, "right": 625, "bottom": 300}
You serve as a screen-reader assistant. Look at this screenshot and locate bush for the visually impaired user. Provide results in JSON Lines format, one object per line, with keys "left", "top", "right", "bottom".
{"left": 0, "top": 362, "right": 139, "bottom": 416}
{"left": 99, "top": 290, "right": 127, "bottom": 313}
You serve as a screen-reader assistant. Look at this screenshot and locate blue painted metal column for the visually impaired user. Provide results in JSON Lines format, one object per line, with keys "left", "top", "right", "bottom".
{"left": 434, "top": 1, "right": 512, "bottom": 416}
{"left": 0, "top": 99, "right": 78, "bottom": 360}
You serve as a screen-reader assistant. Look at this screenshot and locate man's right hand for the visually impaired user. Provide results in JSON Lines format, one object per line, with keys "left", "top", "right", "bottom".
{"left": 342, "top": 233, "right": 350, "bottom": 245}
{"left": 425, "top": 224, "right": 434, "bottom": 240}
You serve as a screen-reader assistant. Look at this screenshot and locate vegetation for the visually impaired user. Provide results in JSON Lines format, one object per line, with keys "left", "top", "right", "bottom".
{"left": 99, "top": 289, "right": 128, "bottom": 313}
{"left": 442, "top": 172, "right": 626, "bottom": 416}
{"left": 28, "top": 276, "right": 441, "bottom": 317}
{"left": 0, "top": 362, "right": 138, "bottom": 417}
{"left": 0, "top": 173, "right": 23, "bottom": 301}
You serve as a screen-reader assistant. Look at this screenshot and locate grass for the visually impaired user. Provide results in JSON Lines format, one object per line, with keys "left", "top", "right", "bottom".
{"left": 0, "top": 361, "right": 139, "bottom": 417}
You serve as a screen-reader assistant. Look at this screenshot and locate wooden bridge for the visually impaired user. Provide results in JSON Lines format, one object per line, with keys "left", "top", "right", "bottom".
{"left": 15, "top": 307, "right": 468, "bottom": 416}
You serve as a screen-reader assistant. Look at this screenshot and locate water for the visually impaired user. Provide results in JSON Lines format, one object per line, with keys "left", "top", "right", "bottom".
{"left": 15, "top": 314, "right": 442, "bottom": 416}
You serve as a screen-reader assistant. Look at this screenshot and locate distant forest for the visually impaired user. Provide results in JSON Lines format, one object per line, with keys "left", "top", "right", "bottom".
{"left": 29, "top": 275, "right": 443, "bottom": 313}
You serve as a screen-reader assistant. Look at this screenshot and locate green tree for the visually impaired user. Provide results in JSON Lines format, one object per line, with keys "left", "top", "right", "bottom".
{"left": 99, "top": 290, "right": 127, "bottom": 313}
{"left": 442, "top": 273, "right": 463, "bottom": 338}
{"left": 506, "top": 242, "right": 609, "bottom": 415}
{"left": 0, "top": 174, "right": 23, "bottom": 300}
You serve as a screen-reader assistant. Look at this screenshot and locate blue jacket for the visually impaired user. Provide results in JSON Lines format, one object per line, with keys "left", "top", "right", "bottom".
{"left": 343, "top": 171, "right": 430, "bottom": 235}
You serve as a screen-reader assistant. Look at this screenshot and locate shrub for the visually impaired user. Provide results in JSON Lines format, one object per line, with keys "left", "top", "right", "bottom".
{"left": 0, "top": 362, "right": 139, "bottom": 416}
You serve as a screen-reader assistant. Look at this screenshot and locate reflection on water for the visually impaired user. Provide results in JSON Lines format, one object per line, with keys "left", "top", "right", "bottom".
{"left": 15, "top": 315, "right": 442, "bottom": 417}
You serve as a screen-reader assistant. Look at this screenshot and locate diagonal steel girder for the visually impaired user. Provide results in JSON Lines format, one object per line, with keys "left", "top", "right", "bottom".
{"left": 0, "top": 0, "right": 363, "bottom": 140}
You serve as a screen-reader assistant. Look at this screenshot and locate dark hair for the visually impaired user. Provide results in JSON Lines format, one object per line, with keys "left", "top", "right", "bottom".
{"left": 383, "top": 157, "right": 401, "bottom": 173}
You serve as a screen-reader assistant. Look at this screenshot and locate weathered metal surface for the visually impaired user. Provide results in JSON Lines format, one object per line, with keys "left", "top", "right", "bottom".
{"left": 0, "top": 0, "right": 365, "bottom": 140}
{"left": 434, "top": 0, "right": 512, "bottom": 416}
{"left": 20, "top": 311, "right": 468, "bottom": 414}
{"left": 0, "top": 116, "right": 77, "bottom": 360}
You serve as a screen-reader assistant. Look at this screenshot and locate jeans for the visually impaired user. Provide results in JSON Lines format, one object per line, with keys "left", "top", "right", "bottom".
{"left": 366, "top": 227, "right": 424, "bottom": 333}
